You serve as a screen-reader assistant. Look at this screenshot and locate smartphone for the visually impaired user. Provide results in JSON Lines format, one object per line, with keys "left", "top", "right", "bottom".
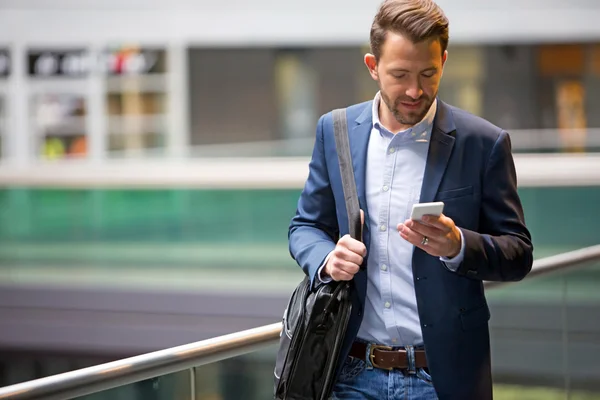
{"left": 410, "top": 201, "right": 445, "bottom": 221}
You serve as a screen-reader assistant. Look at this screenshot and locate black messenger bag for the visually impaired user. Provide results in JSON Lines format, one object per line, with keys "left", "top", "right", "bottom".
{"left": 274, "top": 108, "right": 362, "bottom": 400}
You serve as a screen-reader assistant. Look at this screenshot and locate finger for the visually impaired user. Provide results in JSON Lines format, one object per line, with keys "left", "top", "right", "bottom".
{"left": 439, "top": 214, "right": 456, "bottom": 230}
{"left": 339, "top": 261, "right": 360, "bottom": 276}
{"left": 421, "top": 214, "right": 453, "bottom": 232}
{"left": 340, "top": 235, "right": 367, "bottom": 257}
{"left": 360, "top": 209, "right": 365, "bottom": 242}
{"left": 331, "top": 269, "right": 354, "bottom": 282}
{"left": 335, "top": 246, "right": 363, "bottom": 266}
{"left": 404, "top": 220, "right": 446, "bottom": 239}
{"left": 398, "top": 225, "right": 442, "bottom": 255}
{"left": 331, "top": 258, "right": 360, "bottom": 276}
{"left": 399, "top": 225, "right": 432, "bottom": 246}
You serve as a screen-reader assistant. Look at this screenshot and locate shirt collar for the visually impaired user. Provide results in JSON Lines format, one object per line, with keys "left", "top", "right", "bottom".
{"left": 371, "top": 91, "right": 437, "bottom": 142}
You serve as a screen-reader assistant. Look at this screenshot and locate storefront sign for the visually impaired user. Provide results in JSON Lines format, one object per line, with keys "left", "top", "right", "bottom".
{"left": 103, "top": 47, "right": 165, "bottom": 75}
{"left": 28, "top": 49, "right": 90, "bottom": 77}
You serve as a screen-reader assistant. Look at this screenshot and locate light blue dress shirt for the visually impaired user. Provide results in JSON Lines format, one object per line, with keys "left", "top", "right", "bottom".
{"left": 320, "top": 92, "right": 465, "bottom": 346}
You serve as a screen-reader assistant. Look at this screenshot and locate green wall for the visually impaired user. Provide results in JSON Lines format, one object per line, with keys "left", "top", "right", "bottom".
{"left": 0, "top": 187, "right": 598, "bottom": 268}
{"left": 0, "top": 189, "right": 299, "bottom": 244}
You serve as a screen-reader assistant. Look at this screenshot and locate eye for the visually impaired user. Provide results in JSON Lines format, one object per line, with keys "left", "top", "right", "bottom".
{"left": 422, "top": 72, "right": 435, "bottom": 78}
{"left": 392, "top": 74, "right": 406, "bottom": 79}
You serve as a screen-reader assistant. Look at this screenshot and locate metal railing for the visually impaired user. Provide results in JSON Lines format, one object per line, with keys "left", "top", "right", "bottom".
{"left": 1, "top": 245, "right": 599, "bottom": 400}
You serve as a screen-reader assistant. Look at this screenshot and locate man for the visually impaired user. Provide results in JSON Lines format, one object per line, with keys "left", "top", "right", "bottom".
{"left": 288, "top": 0, "right": 533, "bottom": 399}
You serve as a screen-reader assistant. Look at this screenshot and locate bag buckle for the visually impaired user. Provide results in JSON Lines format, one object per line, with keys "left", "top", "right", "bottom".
{"left": 369, "top": 344, "right": 393, "bottom": 371}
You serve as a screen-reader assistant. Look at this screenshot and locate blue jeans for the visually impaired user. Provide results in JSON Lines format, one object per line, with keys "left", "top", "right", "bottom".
{"left": 331, "top": 345, "right": 438, "bottom": 400}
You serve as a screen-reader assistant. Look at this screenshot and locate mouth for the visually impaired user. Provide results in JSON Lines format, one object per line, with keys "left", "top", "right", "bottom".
{"left": 399, "top": 100, "right": 422, "bottom": 110}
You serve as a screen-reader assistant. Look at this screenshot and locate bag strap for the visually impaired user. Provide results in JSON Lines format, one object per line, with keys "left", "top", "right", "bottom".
{"left": 332, "top": 109, "right": 362, "bottom": 242}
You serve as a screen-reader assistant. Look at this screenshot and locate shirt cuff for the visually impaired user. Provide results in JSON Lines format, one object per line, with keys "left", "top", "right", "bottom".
{"left": 317, "top": 252, "right": 334, "bottom": 284}
{"left": 440, "top": 228, "right": 465, "bottom": 272}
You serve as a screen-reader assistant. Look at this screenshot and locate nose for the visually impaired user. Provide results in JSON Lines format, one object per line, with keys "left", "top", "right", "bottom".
{"left": 405, "top": 80, "right": 423, "bottom": 100}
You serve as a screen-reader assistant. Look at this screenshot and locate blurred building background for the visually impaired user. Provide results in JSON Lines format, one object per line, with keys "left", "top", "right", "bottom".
{"left": 0, "top": 0, "right": 599, "bottom": 399}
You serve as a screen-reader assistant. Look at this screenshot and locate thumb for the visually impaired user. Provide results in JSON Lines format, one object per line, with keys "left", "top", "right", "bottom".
{"left": 360, "top": 209, "right": 365, "bottom": 242}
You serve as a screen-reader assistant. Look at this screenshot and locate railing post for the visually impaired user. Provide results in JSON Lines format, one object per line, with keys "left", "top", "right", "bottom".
{"left": 189, "top": 368, "right": 196, "bottom": 400}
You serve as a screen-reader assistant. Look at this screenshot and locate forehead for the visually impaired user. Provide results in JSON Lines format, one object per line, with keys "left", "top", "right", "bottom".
{"left": 379, "top": 31, "right": 443, "bottom": 67}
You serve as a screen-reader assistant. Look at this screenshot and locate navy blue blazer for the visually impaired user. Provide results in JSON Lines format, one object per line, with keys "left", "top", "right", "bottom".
{"left": 288, "top": 99, "right": 533, "bottom": 399}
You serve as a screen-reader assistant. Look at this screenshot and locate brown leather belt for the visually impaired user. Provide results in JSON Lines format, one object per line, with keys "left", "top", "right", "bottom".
{"left": 349, "top": 341, "right": 428, "bottom": 371}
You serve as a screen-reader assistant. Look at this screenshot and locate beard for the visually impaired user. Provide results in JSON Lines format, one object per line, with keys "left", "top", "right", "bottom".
{"left": 380, "top": 89, "right": 435, "bottom": 127}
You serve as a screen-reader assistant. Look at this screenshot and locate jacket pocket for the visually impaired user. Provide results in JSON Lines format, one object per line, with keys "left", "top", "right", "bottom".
{"left": 460, "top": 304, "right": 490, "bottom": 330}
{"left": 436, "top": 186, "right": 474, "bottom": 201}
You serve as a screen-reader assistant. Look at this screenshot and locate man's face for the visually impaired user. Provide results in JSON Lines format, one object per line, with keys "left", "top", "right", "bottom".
{"left": 365, "top": 32, "right": 447, "bottom": 128}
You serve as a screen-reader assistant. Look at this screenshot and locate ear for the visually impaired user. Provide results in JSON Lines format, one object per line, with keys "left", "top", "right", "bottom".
{"left": 440, "top": 50, "right": 448, "bottom": 78}
{"left": 364, "top": 53, "right": 378, "bottom": 81}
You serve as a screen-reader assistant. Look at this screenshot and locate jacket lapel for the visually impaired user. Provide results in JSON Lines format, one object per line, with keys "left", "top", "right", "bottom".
{"left": 419, "top": 100, "right": 456, "bottom": 203}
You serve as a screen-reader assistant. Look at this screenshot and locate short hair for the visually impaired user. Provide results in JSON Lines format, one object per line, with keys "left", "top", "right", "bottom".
{"left": 370, "top": 0, "right": 449, "bottom": 60}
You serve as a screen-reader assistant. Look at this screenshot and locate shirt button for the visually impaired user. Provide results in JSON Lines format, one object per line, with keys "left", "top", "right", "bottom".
{"left": 384, "top": 302, "right": 391, "bottom": 309}
{"left": 382, "top": 185, "right": 389, "bottom": 192}
{"left": 381, "top": 264, "right": 388, "bottom": 271}
{"left": 388, "top": 148, "right": 396, "bottom": 154}
{"left": 380, "top": 225, "right": 387, "bottom": 232}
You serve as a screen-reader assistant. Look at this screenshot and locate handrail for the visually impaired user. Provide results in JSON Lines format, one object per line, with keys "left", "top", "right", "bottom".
{"left": 484, "top": 245, "right": 600, "bottom": 289}
{"left": 1, "top": 245, "right": 599, "bottom": 400}
{"left": 0, "top": 323, "right": 283, "bottom": 400}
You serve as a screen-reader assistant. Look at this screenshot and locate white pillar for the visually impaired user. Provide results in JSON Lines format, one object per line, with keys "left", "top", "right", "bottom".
{"left": 167, "top": 43, "right": 189, "bottom": 159}
{"left": 87, "top": 44, "right": 107, "bottom": 163}
{"left": 8, "top": 42, "right": 29, "bottom": 167}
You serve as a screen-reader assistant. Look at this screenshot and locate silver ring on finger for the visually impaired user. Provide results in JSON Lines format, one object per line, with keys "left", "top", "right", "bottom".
{"left": 421, "top": 236, "right": 429, "bottom": 246}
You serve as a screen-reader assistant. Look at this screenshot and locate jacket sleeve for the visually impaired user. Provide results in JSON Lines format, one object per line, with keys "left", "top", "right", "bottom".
{"left": 288, "top": 114, "right": 339, "bottom": 288}
{"left": 457, "top": 130, "right": 534, "bottom": 282}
